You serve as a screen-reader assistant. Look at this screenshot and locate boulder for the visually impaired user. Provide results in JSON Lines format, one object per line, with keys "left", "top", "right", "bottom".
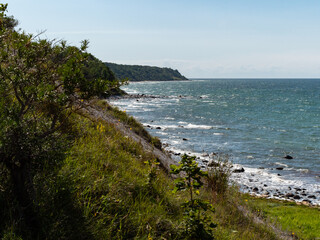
{"left": 285, "top": 193, "right": 294, "bottom": 198}
{"left": 283, "top": 155, "right": 293, "bottom": 159}
{"left": 308, "top": 195, "right": 316, "bottom": 199}
{"left": 276, "top": 167, "right": 284, "bottom": 170}
{"left": 233, "top": 167, "right": 245, "bottom": 173}
{"left": 293, "top": 195, "right": 301, "bottom": 200}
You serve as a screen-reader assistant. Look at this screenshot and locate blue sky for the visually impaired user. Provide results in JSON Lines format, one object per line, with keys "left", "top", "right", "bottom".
{"left": 6, "top": 0, "right": 320, "bottom": 78}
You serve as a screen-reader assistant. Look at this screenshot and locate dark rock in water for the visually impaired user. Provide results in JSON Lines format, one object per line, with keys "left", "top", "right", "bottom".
{"left": 302, "top": 199, "right": 312, "bottom": 204}
{"left": 249, "top": 179, "right": 253, "bottom": 182}
{"left": 147, "top": 125, "right": 151, "bottom": 128}
{"left": 276, "top": 167, "right": 284, "bottom": 170}
{"left": 277, "top": 174, "right": 281, "bottom": 176}
{"left": 293, "top": 195, "right": 301, "bottom": 200}
{"left": 202, "top": 159, "right": 209, "bottom": 163}
{"left": 308, "top": 195, "right": 316, "bottom": 199}
{"left": 253, "top": 187, "right": 259, "bottom": 192}
{"left": 285, "top": 193, "right": 294, "bottom": 198}
{"left": 301, "top": 193, "right": 307, "bottom": 196}
{"left": 288, "top": 186, "right": 292, "bottom": 190}
{"left": 174, "top": 153, "right": 181, "bottom": 156}
{"left": 284, "top": 155, "right": 293, "bottom": 159}
{"left": 182, "top": 138, "right": 188, "bottom": 141}
{"left": 233, "top": 167, "right": 245, "bottom": 173}
{"left": 259, "top": 167, "right": 265, "bottom": 169}
{"left": 294, "top": 188, "right": 302, "bottom": 191}
{"left": 156, "top": 127, "right": 161, "bottom": 130}
{"left": 264, "top": 184, "right": 268, "bottom": 187}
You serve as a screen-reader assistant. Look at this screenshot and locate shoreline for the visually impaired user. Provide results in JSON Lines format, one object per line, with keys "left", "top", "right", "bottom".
{"left": 162, "top": 145, "right": 320, "bottom": 207}
{"left": 108, "top": 93, "right": 320, "bottom": 207}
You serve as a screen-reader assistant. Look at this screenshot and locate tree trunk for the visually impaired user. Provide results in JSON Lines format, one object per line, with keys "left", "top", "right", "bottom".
{"left": 10, "top": 163, "right": 40, "bottom": 238}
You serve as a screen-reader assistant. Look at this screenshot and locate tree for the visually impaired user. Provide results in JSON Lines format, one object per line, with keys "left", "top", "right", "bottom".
{"left": 0, "top": 4, "right": 120, "bottom": 236}
{"left": 171, "top": 154, "right": 216, "bottom": 239}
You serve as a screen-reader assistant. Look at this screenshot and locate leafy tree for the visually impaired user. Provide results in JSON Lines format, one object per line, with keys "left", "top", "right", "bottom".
{"left": 105, "top": 62, "right": 188, "bottom": 81}
{"left": 171, "top": 154, "right": 216, "bottom": 240}
{"left": 0, "top": 4, "right": 121, "bottom": 237}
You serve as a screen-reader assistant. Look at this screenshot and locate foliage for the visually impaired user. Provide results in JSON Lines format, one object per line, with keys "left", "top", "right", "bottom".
{"left": 0, "top": 5, "right": 122, "bottom": 238}
{"left": 206, "top": 154, "right": 232, "bottom": 197}
{"left": 105, "top": 62, "right": 188, "bottom": 81}
{"left": 144, "top": 158, "right": 160, "bottom": 187}
{"left": 102, "top": 103, "right": 162, "bottom": 149}
{"left": 171, "top": 154, "right": 217, "bottom": 239}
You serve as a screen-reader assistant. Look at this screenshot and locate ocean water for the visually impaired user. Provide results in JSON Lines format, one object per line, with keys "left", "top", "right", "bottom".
{"left": 110, "top": 79, "right": 320, "bottom": 204}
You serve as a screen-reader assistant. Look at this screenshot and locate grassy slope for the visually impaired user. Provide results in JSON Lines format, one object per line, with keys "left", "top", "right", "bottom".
{"left": 2, "top": 101, "right": 319, "bottom": 239}
{"left": 56, "top": 102, "right": 280, "bottom": 239}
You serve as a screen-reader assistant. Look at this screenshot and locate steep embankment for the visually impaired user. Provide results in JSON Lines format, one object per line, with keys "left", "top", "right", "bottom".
{"left": 80, "top": 100, "right": 176, "bottom": 171}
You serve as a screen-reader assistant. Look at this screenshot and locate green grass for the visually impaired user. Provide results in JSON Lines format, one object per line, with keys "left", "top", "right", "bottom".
{"left": 244, "top": 195, "right": 320, "bottom": 239}
{"left": 59, "top": 117, "right": 185, "bottom": 239}
{"left": 93, "top": 99, "right": 162, "bottom": 149}
{"left": 2, "top": 104, "right": 318, "bottom": 239}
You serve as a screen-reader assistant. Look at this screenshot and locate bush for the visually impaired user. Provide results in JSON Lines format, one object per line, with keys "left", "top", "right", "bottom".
{"left": 206, "top": 154, "right": 232, "bottom": 198}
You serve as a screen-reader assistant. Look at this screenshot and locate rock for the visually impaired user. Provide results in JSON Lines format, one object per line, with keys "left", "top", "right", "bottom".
{"left": 285, "top": 193, "right": 294, "bottom": 198}
{"left": 284, "top": 155, "right": 293, "bottom": 159}
{"left": 293, "top": 195, "right": 301, "bottom": 200}
{"left": 182, "top": 138, "right": 188, "bottom": 141}
{"left": 294, "top": 188, "right": 302, "bottom": 191}
{"left": 302, "top": 200, "right": 311, "bottom": 206}
{"left": 308, "top": 195, "right": 316, "bottom": 199}
{"left": 202, "top": 159, "right": 209, "bottom": 163}
{"left": 249, "top": 179, "right": 254, "bottom": 182}
{"left": 264, "top": 184, "right": 268, "bottom": 187}
{"left": 276, "top": 167, "right": 284, "bottom": 170}
{"left": 259, "top": 167, "right": 265, "bottom": 169}
{"left": 277, "top": 174, "right": 281, "bottom": 176}
{"left": 233, "top": 167, "right": 245, "bottom": 173}
{"left": 156, "top": 127, "right": 161, "bottom": 130}
{"left": 174, "top": 153, "right": 181, "bottom": 156}
{"left": 253, "top": 187, "right": 259, "bottom": 192}
{"left": 146, "top": 125, "right": 151, "bottom": 128}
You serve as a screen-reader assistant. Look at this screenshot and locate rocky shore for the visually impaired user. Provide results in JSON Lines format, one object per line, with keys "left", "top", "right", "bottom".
{"left": 163, "top": 146, "right": 320, "bottom": 207}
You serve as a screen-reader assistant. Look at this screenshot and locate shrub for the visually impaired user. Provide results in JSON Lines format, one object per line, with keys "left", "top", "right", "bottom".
{"left": 206, "top": 154, "right": 232, "bottom": 198}
{"left": 171, "top": 154, "right": 216, "bottom": 239}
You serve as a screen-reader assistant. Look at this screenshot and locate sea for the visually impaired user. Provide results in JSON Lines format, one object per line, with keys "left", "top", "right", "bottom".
{"left": 109, "top": 78, "right": 320, "bottom": 205}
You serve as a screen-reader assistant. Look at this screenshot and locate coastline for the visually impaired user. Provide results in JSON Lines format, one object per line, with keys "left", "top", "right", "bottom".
{"left": 109, "top": 93, "right": 320, "bottom": 207}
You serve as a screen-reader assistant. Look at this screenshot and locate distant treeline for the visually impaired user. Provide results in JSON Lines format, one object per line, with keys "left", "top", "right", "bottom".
{"left": 105, "top": 62, "right": 188, "bottom": 81}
